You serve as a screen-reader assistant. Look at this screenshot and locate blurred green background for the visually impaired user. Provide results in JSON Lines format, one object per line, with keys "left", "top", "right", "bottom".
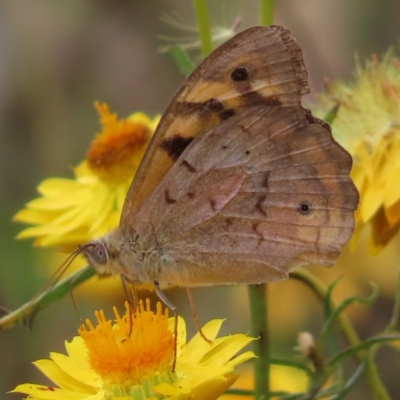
{"left": 1, "top": 1, "right": 400, "bottom": 399}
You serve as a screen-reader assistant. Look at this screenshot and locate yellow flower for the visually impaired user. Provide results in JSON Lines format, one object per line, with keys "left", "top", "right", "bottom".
{"left": 316, "top": 51, "right": 400, "bottom": 253}
{"left": 11, "top": 299, "right": 255, "bottom": 400}
{"left": 14, "top": 102, "right": 160, "bottom": 249}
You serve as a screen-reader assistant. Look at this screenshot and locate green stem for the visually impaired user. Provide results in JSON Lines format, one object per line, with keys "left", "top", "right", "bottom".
{"left": 0, "top": 266, "right": 95, "bottom": 330}
{"left": 290, "top": 269, "right": 390, "bottom": 400}
{"left": 193, "top": 0, "right": 213, "bottom": 56}
{"left": 386, "top": 268, "right": 400, "bottom": 333}
{"left": 259, "top": 0, "right": 274, "bottom": 26}
{"left": 248, "top": 284, "right": 270, "bottom": 400}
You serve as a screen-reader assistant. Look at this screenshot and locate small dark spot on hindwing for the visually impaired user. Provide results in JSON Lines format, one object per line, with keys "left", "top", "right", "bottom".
{"left": 181, "top": 160, "right": 196, "bottom": 173}
{"left": 252, "top": 222, "right": 265, "bottom": 246}
{"left": 160, "top": 135, "right": 194, "bottom": 161}
{"left": 263, "top": 172, "right": 270, "bottom": 189}
{"left": 209, "top": 198, "right": 217, "bottom": 212}
{"left": 164, "top": 189, "right": 177, "bottom": 204}
{"left": 187, "top": 192, "right": 195, "bottom": 199}
{"left": 255, "top": 195, "right": 267, "bottom": 216}
{"left": 298, "top": 202, "right": 312, "bottom": 215}
{"left": 225, "top": 218, "right": 233, "bottom": 228}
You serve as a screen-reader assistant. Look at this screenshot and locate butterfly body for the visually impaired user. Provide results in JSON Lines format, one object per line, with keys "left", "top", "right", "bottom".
{"left": 83, "top": 25, "right": 359, "bottom": 291}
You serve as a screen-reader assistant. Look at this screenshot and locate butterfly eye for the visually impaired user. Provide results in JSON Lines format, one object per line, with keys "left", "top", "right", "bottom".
{"left": 230, "top": 67, "right": 249, "bottom": 82}
{"left": 298, "top": 202, "right": 312, "bottom": 215}
{"left": 93, "top": 243, "right": 108, "bottom": 264}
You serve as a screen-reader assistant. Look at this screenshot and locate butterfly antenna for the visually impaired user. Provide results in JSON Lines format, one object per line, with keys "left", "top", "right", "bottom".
{"left": 186, "top": 287, "right": 211, "bottom": 343}
{"left": 69, "top": 267, "right": 89, "bottom": 327}
{"left": 25, "top": 245, "right": 93, "bottom": 329}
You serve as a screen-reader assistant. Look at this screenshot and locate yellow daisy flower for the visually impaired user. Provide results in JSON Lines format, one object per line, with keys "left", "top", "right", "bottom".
{"left": 14, "top": 102, "right": 160, "bottom": 249}
{"left": 11, "top": 299, "right": 255, "bottom": 400}
{"left": 317, "top": 51, "right": 400, "bottom": 253}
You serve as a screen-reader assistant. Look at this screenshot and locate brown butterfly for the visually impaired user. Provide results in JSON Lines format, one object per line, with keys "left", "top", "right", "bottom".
{"left": 82, "top": 25, "right": 359, "bottom": 306}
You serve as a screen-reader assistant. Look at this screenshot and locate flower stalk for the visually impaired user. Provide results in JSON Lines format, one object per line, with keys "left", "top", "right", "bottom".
{"left": 259, "top": 0, "right": 274, "bottom": 26}
{"left": 248, "top": 284, "right": 270, "bottom": 399}
{"left": 193, "top": 0, "right": 213, "bottom": 56}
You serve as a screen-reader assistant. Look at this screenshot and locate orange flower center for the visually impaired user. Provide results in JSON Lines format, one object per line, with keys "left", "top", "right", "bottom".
{"left": 86, "top": 102, "right": 152, "bottom": 184}
{"left": 79, "top": 300, "right": 175, "bottom": 389}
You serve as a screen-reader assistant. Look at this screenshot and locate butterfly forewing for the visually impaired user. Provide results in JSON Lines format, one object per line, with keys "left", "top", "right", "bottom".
{"left": 129, "top": 103, "right": 358, "bottom": 286}
{"left": 120, "top": 25, "right": 310, "bottom": 228}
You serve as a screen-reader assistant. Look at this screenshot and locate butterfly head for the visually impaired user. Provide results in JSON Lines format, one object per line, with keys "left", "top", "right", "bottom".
{"left": 80, "top": 239, "right": 115, "bottom": 276}
{"left": 79, "top": 228, "right": 156, "bottom": 284}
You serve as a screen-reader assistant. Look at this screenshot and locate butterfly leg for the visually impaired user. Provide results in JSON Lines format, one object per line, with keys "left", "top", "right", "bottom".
{"left": 153, "top": 280, "right": 178, "bottom": 372}
{"left": 186, "top": 288, "right": 212, "bottom": 343}
{"left": 154, "top": 280, "right": 177, "bottom": 310}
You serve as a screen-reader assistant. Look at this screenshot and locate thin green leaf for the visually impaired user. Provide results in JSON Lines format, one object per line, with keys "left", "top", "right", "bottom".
{"left": 386, "top": 267, "right": 400, "bottom": 333}
{"left": 329, "top": 360, "right": 367, "bottom": 400}
{"left": 323, "top": 103, "right": 339, "bottom": 125}
{"left": 323, "top": 277, "right": 341, "bottom": 319}
{"left": 328, "top": 334, "right": 400, "bottom": 367}
{"left": 319, "top": 284, "right": 379, "bottom": 349}
{"left": 269, "top": 357, "right": 313, "bottom": 375}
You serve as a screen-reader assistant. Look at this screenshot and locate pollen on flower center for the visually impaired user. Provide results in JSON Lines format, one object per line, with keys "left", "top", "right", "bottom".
{"left": 78, "top": 300, "right": 175, "bottom": 388}
{"left": 87, "top": 102, "right": 153, "bottom": 184}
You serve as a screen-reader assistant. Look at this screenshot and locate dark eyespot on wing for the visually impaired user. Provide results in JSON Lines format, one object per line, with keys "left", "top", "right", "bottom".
{"left": 231, "top": 67, "right": 249, "bottom": 81}
{"left": 160, "top": 135, "right": 194, "bottom": 161}
{"left": 298, "top": 202, "right": 312, "bottom": 215}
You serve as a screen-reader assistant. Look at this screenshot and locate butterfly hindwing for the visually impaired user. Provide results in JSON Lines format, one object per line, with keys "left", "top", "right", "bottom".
{"left": 132, "top": 104, "right": 358, "bottom": 286}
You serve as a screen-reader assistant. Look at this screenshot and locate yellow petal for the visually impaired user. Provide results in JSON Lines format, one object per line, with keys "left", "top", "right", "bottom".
{"left": 200, "top": 335, "right": 255, "bottom": 367}
{"left": 49, "top": 352, "right": 100, "bottom": 387}
{"left": 181, "top": 320, "right": 224, "bottom": 363}
{"left": 10, "top": 383, "right": 86, "bottom": 399}
{"left": 34, "top": 360, "right": 96, "bottom": 394}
